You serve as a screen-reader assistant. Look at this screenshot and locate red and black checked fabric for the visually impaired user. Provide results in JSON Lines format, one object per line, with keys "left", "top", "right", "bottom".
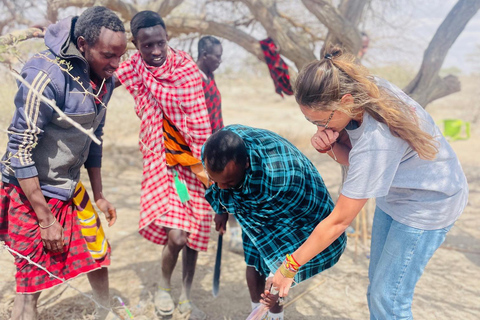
{"left": 115, "top": 48, "right": 212, "bottom": 252}
{"left": 259, "top": 37, "right": 294, "bottom": 97}
{"left": 201, "top": 72, "right": 223, "bottom": 133}
{"left": 0, "top": 182, "right": 110, "bottom": 293}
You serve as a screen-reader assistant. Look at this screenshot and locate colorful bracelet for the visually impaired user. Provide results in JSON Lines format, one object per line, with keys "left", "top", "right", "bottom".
{"left": 278, "top": 263, "right": 297, "bottom": 278}
{"left": 285, "top": 254, "right": 301, "bottom": 271}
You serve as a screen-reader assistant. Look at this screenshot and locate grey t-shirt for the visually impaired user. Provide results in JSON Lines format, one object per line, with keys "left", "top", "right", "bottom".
{"left": 341, "top": 78, "right": 468, "bottom": 230}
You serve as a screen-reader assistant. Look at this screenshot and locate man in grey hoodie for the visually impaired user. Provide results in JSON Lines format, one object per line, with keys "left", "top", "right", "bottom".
{"left": 0, "top": 6, "right": 126, "bottom": 320}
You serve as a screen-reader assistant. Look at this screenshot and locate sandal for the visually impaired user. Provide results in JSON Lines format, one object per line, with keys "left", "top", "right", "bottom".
{"left": 178, "top": 300, "right": 206, "bottom": 320}
{"left": 154, "top": 287, "right": 175, "bottom": 317}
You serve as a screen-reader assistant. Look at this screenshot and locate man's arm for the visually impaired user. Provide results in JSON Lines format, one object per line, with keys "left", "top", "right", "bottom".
{"left": 18, "top": 177, "right": 64, "bottom": 253}
{"left": 8, "top": 68, "right": 65, "bottom": 252}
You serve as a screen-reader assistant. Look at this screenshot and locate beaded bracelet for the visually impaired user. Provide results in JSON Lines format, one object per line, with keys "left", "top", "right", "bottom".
{"left": 39, "top": 219, "right": 56, "bottom": 229}
{"left": 278, "top": 253, "right": 302, "bottom": 278}
{"left": 285, "top": 254, "right": 301, "bottom": 271}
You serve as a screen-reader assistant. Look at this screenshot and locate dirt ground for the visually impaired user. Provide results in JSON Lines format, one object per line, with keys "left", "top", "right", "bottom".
{"left": 1, "top": 75, "right": 479, "bottom": 320}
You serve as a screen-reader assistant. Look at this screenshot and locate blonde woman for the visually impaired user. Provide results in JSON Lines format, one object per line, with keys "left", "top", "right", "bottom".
{"left": 270, "top": 47, "right": 468, "bottom": 319}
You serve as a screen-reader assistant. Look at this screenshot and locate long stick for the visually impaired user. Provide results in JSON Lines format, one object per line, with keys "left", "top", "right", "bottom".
{"left": 283, "top": 278, "right": 327, "bottom": 308}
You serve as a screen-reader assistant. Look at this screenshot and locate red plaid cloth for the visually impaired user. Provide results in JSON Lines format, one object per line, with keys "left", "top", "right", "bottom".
{"left": 201, "top": 72, "right": 223, "bottom": 133}
{"left": 0, "top": 182, "right": 110, "bottom": 293}
{"left": 115, "top": 48, "right": 212, "bottom": 252}
{"left": 259, "top": 37, "right": 294, "bottom": 97}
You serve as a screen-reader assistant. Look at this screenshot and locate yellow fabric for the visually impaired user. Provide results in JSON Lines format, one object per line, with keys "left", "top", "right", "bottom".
{"left": 73, "top": 181, "right": 108, "bottom": 260}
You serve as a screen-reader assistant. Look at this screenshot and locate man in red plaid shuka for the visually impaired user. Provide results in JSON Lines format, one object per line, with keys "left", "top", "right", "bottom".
{"left": 115, "top": 11, "right": 211, "bottom": 319}
{"left": 196, "top": 36, "right": 224, "bottom": 134}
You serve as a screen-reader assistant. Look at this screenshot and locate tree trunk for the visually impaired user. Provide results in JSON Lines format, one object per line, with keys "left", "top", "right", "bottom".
{"left": 302, "top": 0, "right": 366, "bottom": 55}
{"left": 404, "top": 0, "right": 480, "bottom": 107}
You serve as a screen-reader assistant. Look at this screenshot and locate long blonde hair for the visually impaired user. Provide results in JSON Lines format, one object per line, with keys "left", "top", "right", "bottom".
{"left": 295, "top": 47, "right": 438, "bottom": 160}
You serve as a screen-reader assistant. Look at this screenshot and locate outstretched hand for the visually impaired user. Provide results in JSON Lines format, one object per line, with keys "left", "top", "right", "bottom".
{"left": 96, "top": 198, "right": 117, "bottom": 227}
{"left": 272, "top": 268, "right": 295, "bottom": 298}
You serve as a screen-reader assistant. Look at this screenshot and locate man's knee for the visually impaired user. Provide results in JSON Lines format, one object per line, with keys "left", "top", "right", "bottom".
{"left": 167, "top": 230, "right": 188, "bottom": 248}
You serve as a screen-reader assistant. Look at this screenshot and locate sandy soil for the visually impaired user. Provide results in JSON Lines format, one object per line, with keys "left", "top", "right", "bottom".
{"left": 1, "top": 75, "right": 479, "bottom": 320}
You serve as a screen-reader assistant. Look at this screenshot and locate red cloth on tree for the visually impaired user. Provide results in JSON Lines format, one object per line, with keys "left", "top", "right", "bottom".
{"left": 259, "top": 37, "right": 294, "bottom": 97}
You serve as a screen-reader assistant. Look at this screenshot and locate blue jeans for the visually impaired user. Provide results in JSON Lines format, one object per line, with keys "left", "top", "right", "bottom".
{"left": 367, "top": 207, "right": 453, "bottom": 320}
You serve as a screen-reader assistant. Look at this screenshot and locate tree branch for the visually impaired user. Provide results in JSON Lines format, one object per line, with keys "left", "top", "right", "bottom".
{"left": 48, "top": 0, "right": 138, "bottom": 20}
{"left": 152, "top": 0, "right": 185, "bottom": 17}
{"left": 1, "top": 0, "right": 34, "bottom": 26}
{"left": 277, "top": 11, "right": 325, "bottom": 42}
{"left": 302, "top": 0, "right": 364, "bottom": 54}
{"left": 0, "top": 28, "right": 44, "bottom": 47}
{"left": 404, "top": 0, "right": 480, "bottom": 107}
{"left": 166, "top": 17, "right": 265, "bottom": 61}
{"left": 239, "top": 0, "right": 315, "bottom": 69}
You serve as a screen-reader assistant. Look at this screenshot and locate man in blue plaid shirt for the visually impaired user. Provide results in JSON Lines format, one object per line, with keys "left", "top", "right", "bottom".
{"left": 202, "top": 125, "right": 346, "bottom": 319}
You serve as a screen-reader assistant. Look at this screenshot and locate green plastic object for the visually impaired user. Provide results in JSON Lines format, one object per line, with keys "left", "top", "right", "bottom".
{"left": 443, "top": 119, "right": 470, "bottom": 141}
{"left": 173, "top": 170, "right": 190, "bottom": 203}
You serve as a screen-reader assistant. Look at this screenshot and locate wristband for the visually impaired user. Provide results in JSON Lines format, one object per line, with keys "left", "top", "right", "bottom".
{"left": 317, "top": 142, "right": 336, "bottom": 154}
{"left": 39, "top": 219, "right": 56, "bottom": 229}
{"left": 278, "top": 262, "right": 297, "bottom": 278}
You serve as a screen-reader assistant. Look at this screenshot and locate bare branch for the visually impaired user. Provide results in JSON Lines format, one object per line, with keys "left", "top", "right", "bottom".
{"left": 277, "top": 11, "right": 325, "bottom": 42}
{"left": 6, "top": 68, "right": 101, "bottom": 145}
{"left": 239, "top": 0, "right": 315, "bottom": 69}
{"left": 302, "top": 0, "right": 363, "bottom": 54}
{"left": 0, "top": 28, "right": 45, "bottom": 47}
{"left": 166, "top": 17, "right": 265, "bottom": 61}
{"left": 48, "top": 0, "right": 138, "bottom": 20}
{"left": 404, "top": 0, "right": 480, "bottom": 107}
{"left": 152, "top": 0, "right": 185, "bottom": 17}
{"left": 1, "top": 0, "right": 35, "bottom": 26}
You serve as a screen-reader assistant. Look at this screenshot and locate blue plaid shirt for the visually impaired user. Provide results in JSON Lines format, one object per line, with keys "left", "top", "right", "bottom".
{"left": 204, "top": 125, "right": 346, "bottom": 283}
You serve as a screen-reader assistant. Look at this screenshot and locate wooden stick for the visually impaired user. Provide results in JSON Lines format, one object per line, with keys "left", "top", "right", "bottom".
{"left": 284, "top": 278, "right": 327, "bottom": 308}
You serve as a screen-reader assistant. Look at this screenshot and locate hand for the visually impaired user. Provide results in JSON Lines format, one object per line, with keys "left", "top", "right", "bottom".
{"left": 190, "top": 163, "right": 211, "bottom": 188}
{"left": 95, "top": 198, "right": 117, "bottom": 227}
{"left": 260, "top": 277, "right": 279, "bottom": 309}
{"left": 272, "top": 268, "right": 295, "bottom": 298}
{"left": 40, "top": 219, "right": 64, "bottom": 253}
{"left": 214, "top": 213, "right": 228, "bottom": 234}
{"left": 311, "top": 129, "right": 339, "bottom": 152}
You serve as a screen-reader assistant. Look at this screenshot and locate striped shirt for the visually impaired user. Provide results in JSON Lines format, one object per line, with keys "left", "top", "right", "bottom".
{"left": 204, "top": 125, "right": 346, "bottom": 283}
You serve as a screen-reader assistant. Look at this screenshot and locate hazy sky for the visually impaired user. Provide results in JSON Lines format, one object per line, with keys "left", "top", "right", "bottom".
{"left": 360, "top": 0, "right": 480, "bottom": 73}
